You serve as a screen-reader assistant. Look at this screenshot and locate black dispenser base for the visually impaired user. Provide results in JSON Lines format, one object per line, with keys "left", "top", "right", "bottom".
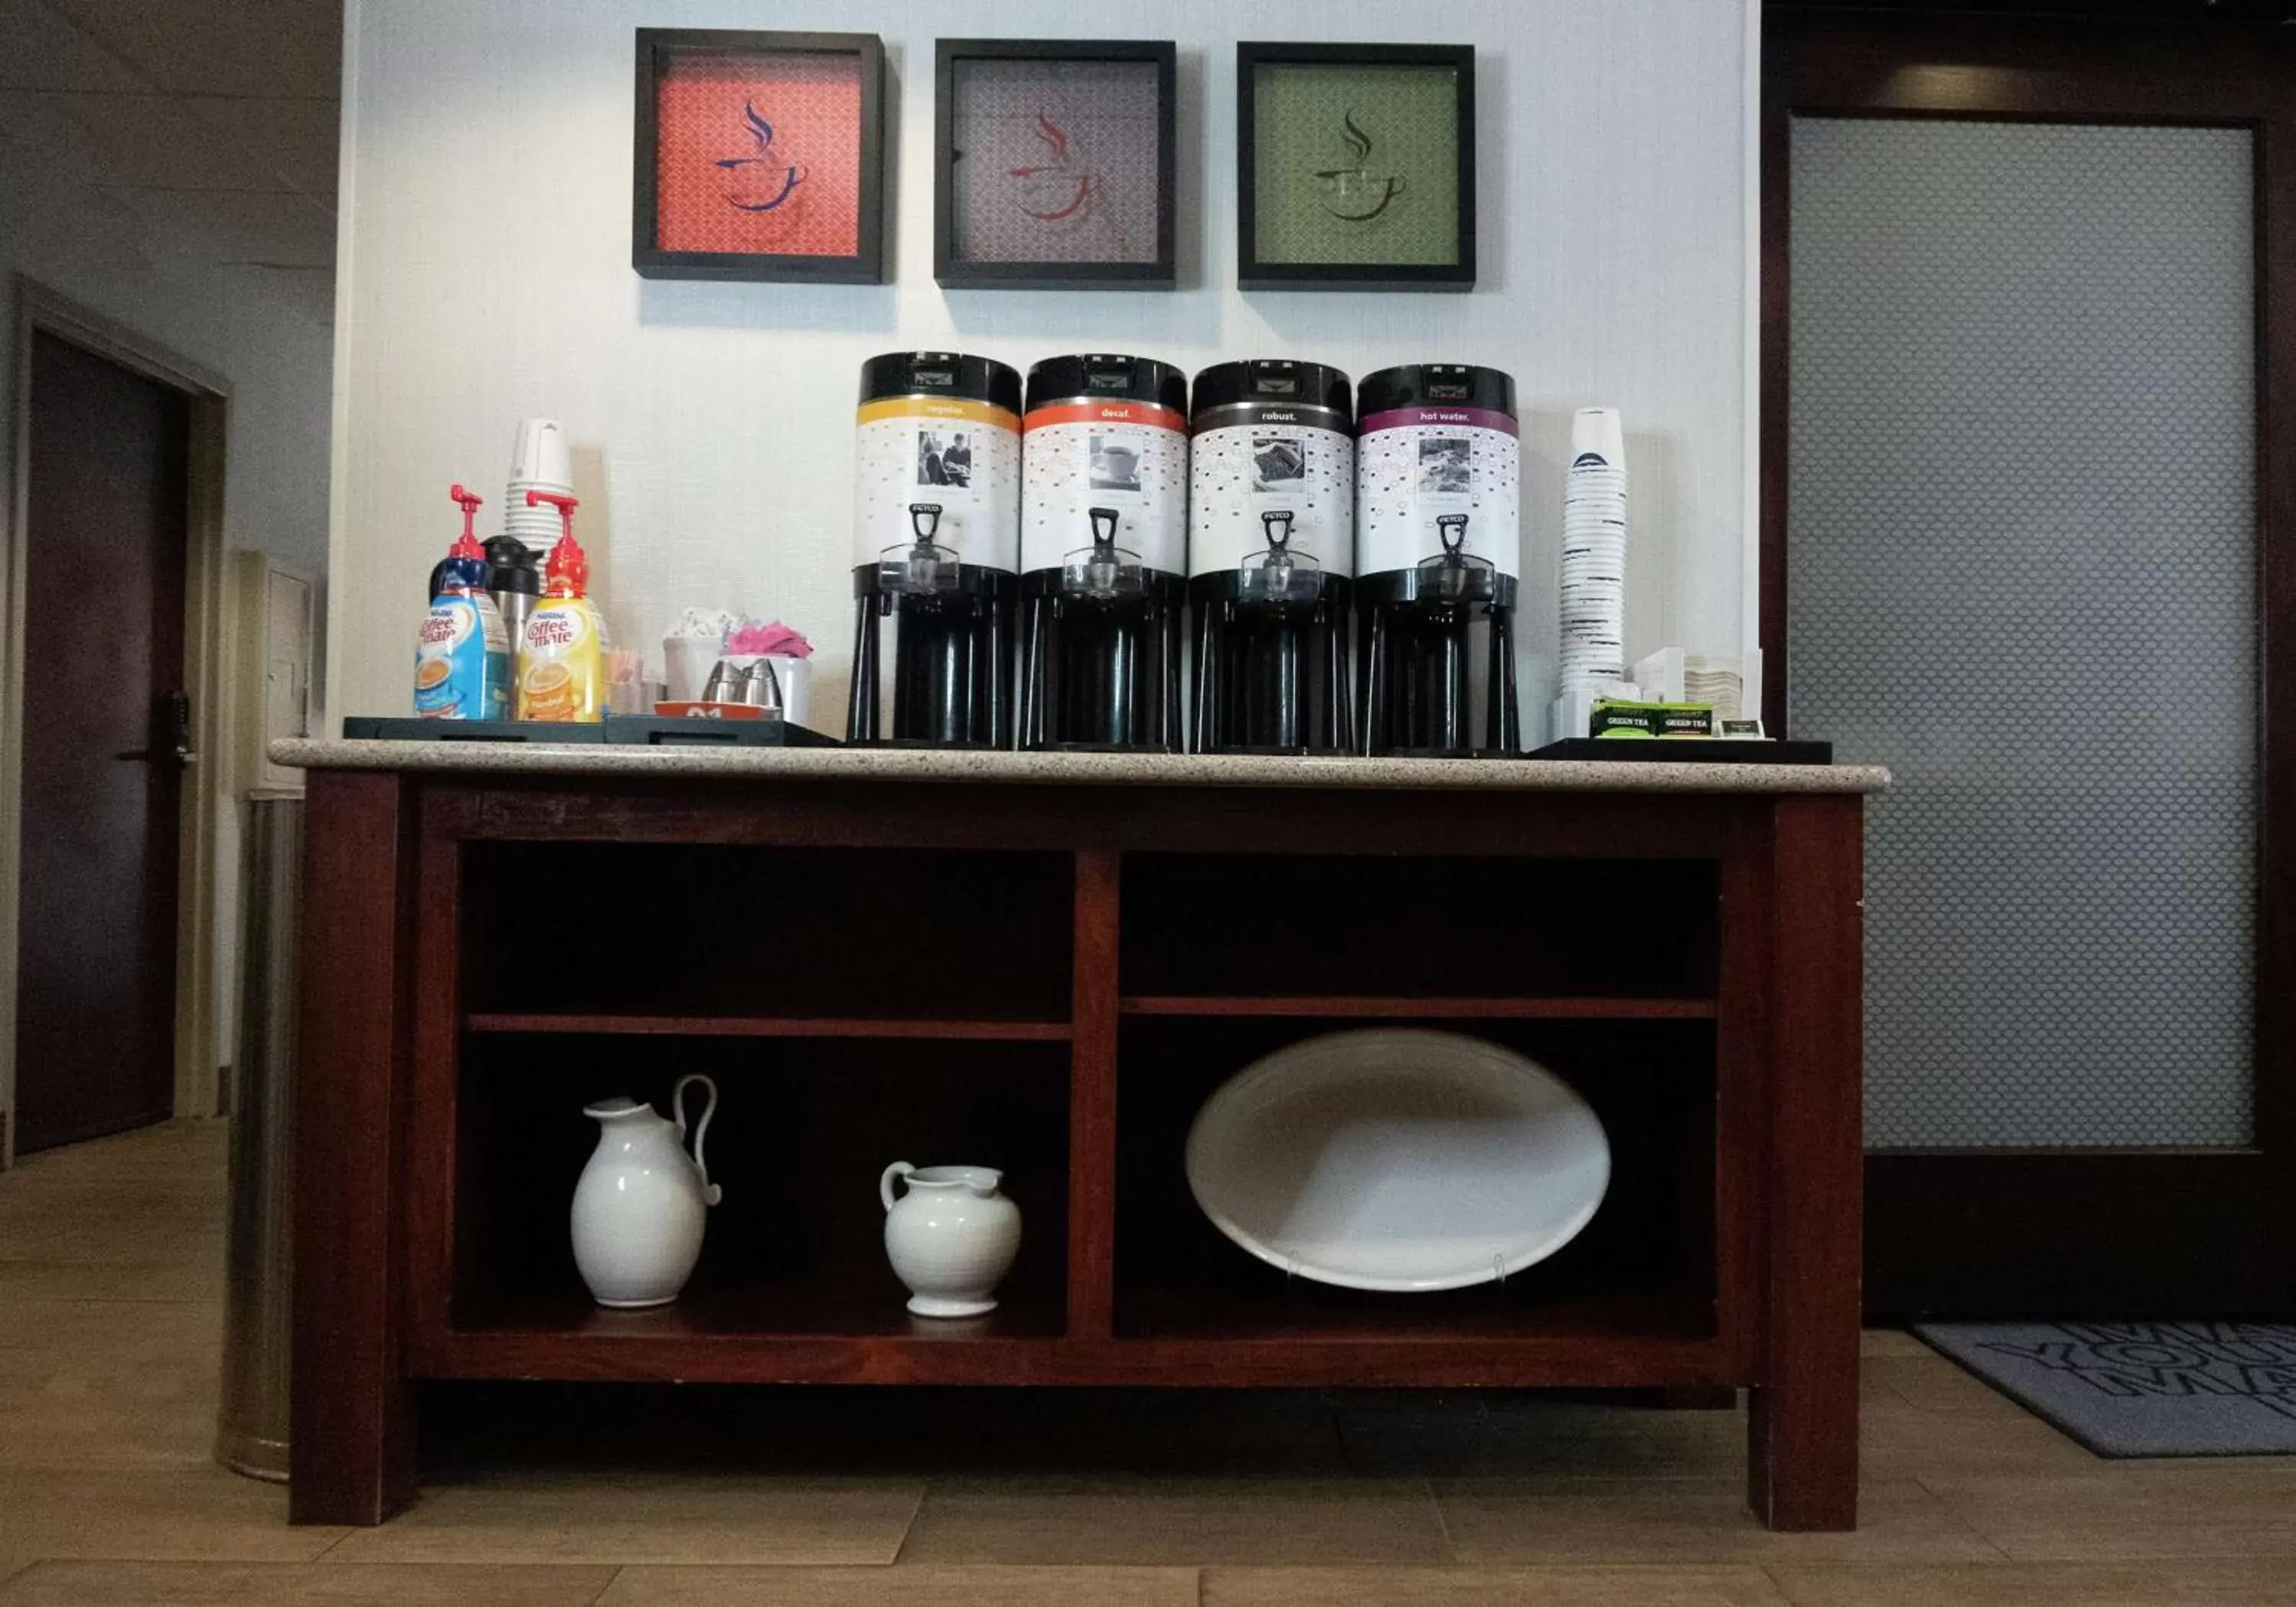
{"left": 1357, "top": 569, "right": 1521, "bottom": 758}
{"left": 1017, "top": 570, "right": 1183, "bottom": 752}
{"left": 846, "top": 564, "right": 1016, "bottom": 748}
{"left": 1189, "top": 572, "right": 1353, "bottom": 755}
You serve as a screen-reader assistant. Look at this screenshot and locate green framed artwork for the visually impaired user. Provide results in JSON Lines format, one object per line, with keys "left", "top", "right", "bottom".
{"left": 1236, "top": 42, "right": 1476, "bottom": 292}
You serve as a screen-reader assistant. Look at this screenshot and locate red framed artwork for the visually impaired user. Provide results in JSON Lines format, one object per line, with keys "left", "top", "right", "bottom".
{"left": 633, "top": 30, "right": 888, "bottom": 283}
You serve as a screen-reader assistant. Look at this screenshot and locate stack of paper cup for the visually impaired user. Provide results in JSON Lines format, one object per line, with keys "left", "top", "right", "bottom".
{"left": 503, "top": 418, "right": 572, "bottom": 552}
{"left": 1560, "top": 407, "right": 1627, "bottom": 691}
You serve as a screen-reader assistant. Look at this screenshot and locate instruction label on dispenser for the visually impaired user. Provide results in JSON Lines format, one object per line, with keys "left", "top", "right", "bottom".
{"left": 1022, "top": 400, "right": 1187, "bottom": 575}
{"left": 853, "top": 398, "right": 1019, "bottom": 570}
{"left": 1356, "top": 408, "right": 1521, "bottom": 579}
{"left": 1187, "top": 421, "right": 1355, "bottom": 578}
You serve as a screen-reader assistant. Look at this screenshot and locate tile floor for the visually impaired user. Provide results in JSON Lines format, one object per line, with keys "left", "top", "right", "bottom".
{"left": 2, "top": 1120, "right": 2294, "bottom": 1604}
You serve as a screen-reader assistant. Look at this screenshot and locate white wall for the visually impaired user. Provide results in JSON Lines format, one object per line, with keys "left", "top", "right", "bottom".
{"left": 1, "top": 155, "right": 336, "bottom": 1084}
{"left": 1, "top": 168, "right": 334, "bottom": 575}
{"left": 333, "top": 0, "right": 1756, "bottom": 734}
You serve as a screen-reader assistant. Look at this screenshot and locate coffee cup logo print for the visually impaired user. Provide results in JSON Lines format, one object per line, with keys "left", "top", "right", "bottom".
{"left": 716, "top": 102, "right": 807, "bottom": 227}
{"left": 1008, "top": 111, "right": 1102, "bottom": 227}
{"left": 1316, "top": 110, "right": 1406, "bottom": 223}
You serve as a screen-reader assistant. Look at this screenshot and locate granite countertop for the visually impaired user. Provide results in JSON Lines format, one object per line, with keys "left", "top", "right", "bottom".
{"left": 272, "top": 738, "right": 1888, "bottom": 794}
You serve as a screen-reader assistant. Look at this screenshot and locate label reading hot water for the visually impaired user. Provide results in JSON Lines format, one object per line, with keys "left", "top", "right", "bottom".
{"left": 1356, "top": 407, "right": 1520, "bottom": 579}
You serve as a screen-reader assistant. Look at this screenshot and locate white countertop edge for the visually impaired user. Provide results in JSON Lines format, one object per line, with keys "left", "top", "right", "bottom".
{"left": 271, "top": 738, "right": 1890, "bottom": 794}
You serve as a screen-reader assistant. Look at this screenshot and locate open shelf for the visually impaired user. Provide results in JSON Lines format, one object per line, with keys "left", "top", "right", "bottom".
{"left": 448, "top": 1033, "right": 1072, "bottom": 1361}
{"left": 1113, "top": 1015, "right": 1720, "bottom": 1349}
{"left": 461, "top": 843, "right": 1074, "bottom": 1022}
{"left": 1119, "top": 996, "right": 1715, "bottom": 1020}
{"left": 427, "top": 1287, "right": 1068, "bottom": 1384}
{"left": 449, "top": 1279, "right": 1065, "bottom": 1340}
{"left": 465, "top": 1013, "right": 1072, "bottom": 1041}
{"left": 1120, "top": 852, "right": 1720, "bottom": 1002}
{"left": 1117, "top": 1283, "right": 1717, "bottom": 1345}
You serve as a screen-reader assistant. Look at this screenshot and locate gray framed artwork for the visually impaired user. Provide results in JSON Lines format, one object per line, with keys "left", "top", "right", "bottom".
{"left": 934, "top": 38, "right": 1177, "bottom": 290}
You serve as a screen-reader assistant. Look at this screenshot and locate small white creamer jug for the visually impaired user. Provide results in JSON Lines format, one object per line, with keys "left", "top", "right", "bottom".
{"left": 571, "top": 1074, "right": 721, "bottom": 1308}
{"left": 881, "top": 1162, "right": 1021, "bottom": 1318}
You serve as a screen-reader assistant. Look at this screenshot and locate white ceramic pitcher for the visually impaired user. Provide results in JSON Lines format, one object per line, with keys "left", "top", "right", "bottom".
{"left": 880, "top": 1162, "right": 1021, "bottom": 1318}
{"left": 571, "top": 1074, "right": 721, "bottom": 1308}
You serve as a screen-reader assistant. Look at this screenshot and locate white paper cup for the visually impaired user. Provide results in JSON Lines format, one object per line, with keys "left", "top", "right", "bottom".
{"left": 1570, "top": 406, "right": 1626, "bottom": 468}
{"left": 510, "top": 419, "right": 572, "bottom": 490}
{"left": 662, "top": 635, "right": 724, "bottom": 702}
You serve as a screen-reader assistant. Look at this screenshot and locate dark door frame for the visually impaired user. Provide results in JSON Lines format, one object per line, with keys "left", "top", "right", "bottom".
{"left": 1763, "top": 11, "right": 2296, "bottom": 1315}
{"left": 1, "top": 279, "right": 232, "bottom": 1168}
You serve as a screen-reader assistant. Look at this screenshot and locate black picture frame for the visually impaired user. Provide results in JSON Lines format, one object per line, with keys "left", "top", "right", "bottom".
{"left": 1235, "top": 41, "right": 1476, "bottom": 292}
{"left": 934, "top": 37, "right": 1177, "bottom": 291}
{"left": 632, "top": 28, "right": 889, "bottom": 283}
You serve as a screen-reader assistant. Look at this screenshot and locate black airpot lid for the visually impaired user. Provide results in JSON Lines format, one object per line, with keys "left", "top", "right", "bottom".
{"left": 481, "top": 536, "right": 541, "bottom": 595}
{"left": 1025, "top": 353, "right": 1187, "bottom": 413}
{"left": 859, "top": 351, "right": 1022, "bottom": 415}
{"left": 1358, "top": 363, "right": 1516, "bottom": 419}
{"left": 1190, "top": 360, "right": 1351, "bottom": 422}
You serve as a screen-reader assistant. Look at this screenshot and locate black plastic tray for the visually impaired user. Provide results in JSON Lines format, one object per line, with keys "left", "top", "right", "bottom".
{"left": 342, "top": 715, "right": 837, "bottom": 748}
{"left": 1527, "top": 738, "right": 1834, "bottom": 764}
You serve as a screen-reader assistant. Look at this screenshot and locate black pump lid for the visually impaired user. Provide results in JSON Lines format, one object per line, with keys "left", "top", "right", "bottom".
{"left": 859, "top": 351, "right": 1022, "bottom": 415}
{"left": 1358, "top": 363, "right": 1515, "bottom": 419}
{"left": 1026, "top": 353, "right": 1187, "bottom": 414}
{"left": 1190, "top": 360, "right": 1351, "bottom": 422}
{"left": 481, "top": 536, "right": 542, "bottom": 595}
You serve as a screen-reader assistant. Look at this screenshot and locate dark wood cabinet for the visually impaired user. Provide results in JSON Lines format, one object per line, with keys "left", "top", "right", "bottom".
{"left": 286, "top": 754, "right": 1872, "bottom": 1531}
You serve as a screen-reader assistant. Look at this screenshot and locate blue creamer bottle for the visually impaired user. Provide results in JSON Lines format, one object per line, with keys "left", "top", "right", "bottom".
{"left": 414, "top": 484, "right": 510, "bottom": 719}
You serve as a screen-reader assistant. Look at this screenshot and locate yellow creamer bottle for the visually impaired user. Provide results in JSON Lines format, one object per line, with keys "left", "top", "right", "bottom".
{"left": 517, "top": 491, "right": 607, "bottom": 722}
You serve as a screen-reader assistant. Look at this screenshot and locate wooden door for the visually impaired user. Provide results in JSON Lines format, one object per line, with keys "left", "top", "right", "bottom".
{"left": 1764, "top": 12, "right": 2296, "bottom": 1313}
{"left": 14, "top": 330, "right": 192, "bottom": 1152}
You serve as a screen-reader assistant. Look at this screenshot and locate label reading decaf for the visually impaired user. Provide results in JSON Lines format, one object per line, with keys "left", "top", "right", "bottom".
{"left": 1022, "top": 398, "right": 1188, "bottom": 575}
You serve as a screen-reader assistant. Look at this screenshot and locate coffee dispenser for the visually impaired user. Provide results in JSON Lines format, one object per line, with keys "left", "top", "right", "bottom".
{"left": 1355, "top": 364, "right": 1522, "bottom": 755}
{"left": 1188, "top": 360, "right": 1354, "bottom": 753}
{"left": 846, "top": 352, "right": 1022, "bottom": 745}
{"left": 1016, "top": 354, "right": 1188, "bottom": 750}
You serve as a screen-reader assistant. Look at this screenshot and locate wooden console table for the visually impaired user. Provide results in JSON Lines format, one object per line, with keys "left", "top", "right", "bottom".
{"left": 279, "top": 742, "right": 1882, "bottom": 1530}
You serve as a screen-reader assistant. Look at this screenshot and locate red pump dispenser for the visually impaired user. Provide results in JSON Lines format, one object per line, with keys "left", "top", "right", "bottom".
{"left": 449, "top": 483, "right": 486, "bottom": 560}
{"left": 528, "top": 490, "right": 586, "bottom": 596}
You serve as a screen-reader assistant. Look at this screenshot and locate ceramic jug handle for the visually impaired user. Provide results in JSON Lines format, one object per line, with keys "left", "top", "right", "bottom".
{"left": 880, "top": 1161, "right": 915, "bottom": 1214}
{"left": 673, "top": 1074, "right": 722, "bottom": 1205}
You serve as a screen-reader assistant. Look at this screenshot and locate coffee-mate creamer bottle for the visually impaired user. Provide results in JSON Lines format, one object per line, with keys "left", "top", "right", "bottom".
{"left": 517, "top": 491, "right": 607, "bottom": 722}
{"left": 414, "top": 484, "right": 510, "bottom": 719}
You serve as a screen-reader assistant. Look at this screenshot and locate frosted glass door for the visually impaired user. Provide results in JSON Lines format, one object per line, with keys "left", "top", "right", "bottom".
{"left": 1787, "top": 119, "right": 2256, "bottom": 1147}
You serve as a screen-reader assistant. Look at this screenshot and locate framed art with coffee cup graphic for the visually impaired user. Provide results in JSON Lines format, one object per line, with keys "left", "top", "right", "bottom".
{"left": 1236, "top": 42, "right": 1476, "bottom": 292}
{"left": 633, "top": 28, "right": 889, "bottom": 282}
{"left": 933, "top": 38, "right": 1177, "bottom": 290}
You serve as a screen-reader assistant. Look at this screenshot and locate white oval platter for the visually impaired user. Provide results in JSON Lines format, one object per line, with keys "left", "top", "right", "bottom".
{"left": 1182, "top": 1028, "right": 1612, "bottom": 1293}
